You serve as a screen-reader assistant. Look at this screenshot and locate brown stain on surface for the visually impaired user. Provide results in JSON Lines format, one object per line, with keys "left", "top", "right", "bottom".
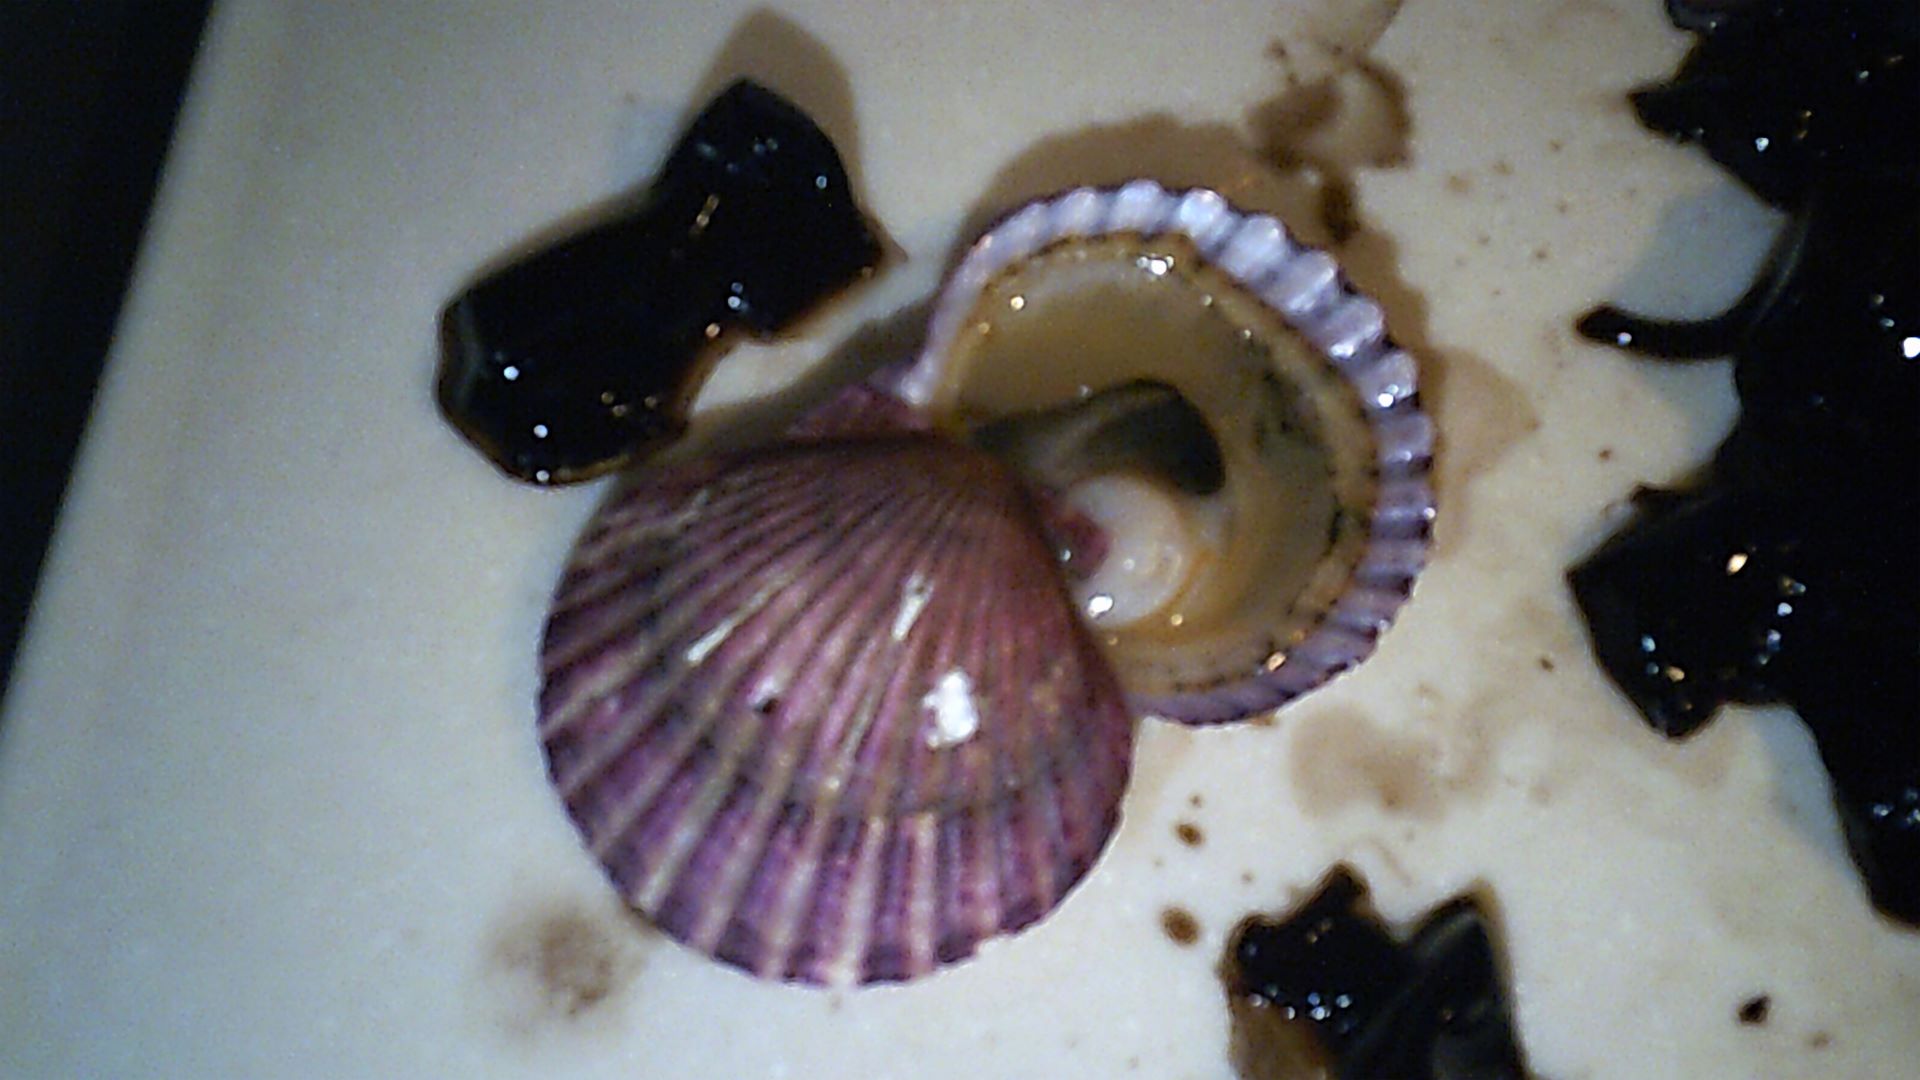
{"left": 1176, "top": 821, "right": 1206, "bottom": 847}
{"left": 1288, "top": 704, "right": 1490, "bottom": 821}
{"left": 488, "top": 903, "right": 649, "bottom": 1035}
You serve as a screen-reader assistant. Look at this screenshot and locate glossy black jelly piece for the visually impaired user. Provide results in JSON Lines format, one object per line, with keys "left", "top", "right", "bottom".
{"left": 1571, "top": 1, "right": 1920, "bottom": 924}
{"left": 1727, "top": 181, "right": 1919, "bottom": 481}
{"left": 437, "top": 79, "right": 882, "bottom": 483}
{"left": 1629, "top": 0, "right": 1919, "bottom": 208}
{"left": 1226, "top": 868, "right": 1530, "bottom": 1080}
{"left": 1570, "top": 487, "right": 1807, "bottom": 737}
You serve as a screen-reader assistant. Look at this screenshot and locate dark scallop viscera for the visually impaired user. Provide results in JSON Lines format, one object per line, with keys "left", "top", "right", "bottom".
{"left": 1572, "top": 1, "right": 1919, "bottom": 923}
{"left": 437, "top": 79, "right": 882, "bottom": 484}
{"left": 1223, "top": 867, "right": 1531, "bottom": 1080}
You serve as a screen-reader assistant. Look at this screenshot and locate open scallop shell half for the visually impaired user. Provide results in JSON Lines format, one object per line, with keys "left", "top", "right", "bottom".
{"left": 894, "top": 182, "right": 1435, "bottom": 724}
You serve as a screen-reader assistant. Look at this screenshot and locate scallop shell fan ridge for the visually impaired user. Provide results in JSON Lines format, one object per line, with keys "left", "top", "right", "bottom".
{"left": 539, "top": 434, "right": 1137, "bottom": 985}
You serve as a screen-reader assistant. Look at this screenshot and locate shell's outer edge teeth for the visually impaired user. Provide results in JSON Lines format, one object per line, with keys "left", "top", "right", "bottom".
{"left": 1375, "top": 411, "right": 1438, "bottom": 472}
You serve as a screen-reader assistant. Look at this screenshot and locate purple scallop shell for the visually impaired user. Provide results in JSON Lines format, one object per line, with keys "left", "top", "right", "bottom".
{"left": 896, "top": 182, "right": 1436, "bottom": 725}
{"left": 540, "top": 433, "right": 1136, "bottom": 985}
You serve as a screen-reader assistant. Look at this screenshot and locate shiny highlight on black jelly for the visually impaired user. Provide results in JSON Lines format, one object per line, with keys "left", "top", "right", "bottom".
{"left": 1222, "top": 867, "right": 1529, "bottom": 1080}
{"left": 1571, "top": 0, "right": 1918, "bottom": 923}
{"left": 436, "top": 79, "right": 882, "bottom": 484}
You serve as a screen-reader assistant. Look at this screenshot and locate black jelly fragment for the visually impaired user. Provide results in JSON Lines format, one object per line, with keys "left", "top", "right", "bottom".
{"left": 1224, "top": 867, "right": 1531, "bottom": 1080}
{"left": 1628, "top": 0, "right": 1919, "bottom": 208}
{"left": 1571, "top": 1, "right": 1919, "bottom": 924}
{"left": 437, "top": 79, "right": 883, "bottom": 484}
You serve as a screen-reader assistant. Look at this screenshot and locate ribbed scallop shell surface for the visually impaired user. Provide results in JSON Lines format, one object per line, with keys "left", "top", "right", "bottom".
{"left": 540, "top": 435, "right": 1135, "bottom": 985}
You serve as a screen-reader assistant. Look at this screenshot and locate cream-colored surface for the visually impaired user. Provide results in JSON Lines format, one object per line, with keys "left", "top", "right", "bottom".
{"left": 3, "top": 1, "right": 1916, "bottom": 1077}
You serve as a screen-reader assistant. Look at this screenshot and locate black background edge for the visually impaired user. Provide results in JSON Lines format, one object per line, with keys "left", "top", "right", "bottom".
{"left": 2, "top": 2, "right": 218, "bottom": 709}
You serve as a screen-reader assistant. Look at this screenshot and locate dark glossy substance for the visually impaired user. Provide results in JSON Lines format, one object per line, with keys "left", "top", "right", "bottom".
{"left": 1223, "top": 868, "right": 1530, "bottom": 1080}
{"left": 1632, "top": 0, "right": 1918, "bottom": 208}
{"left": 1572, "top": 1, "right": 1919, "bottom": 922}
{"left": 437, "top": 80, "right": 881, "bottom": 483}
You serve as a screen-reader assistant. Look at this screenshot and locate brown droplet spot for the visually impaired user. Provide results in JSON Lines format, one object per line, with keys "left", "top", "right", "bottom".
{"left": 1241, "top": 870, "right": 1257, "bottom": 886}
{"left": 489, "top": 905, "right": 645, "bottom": 1032}
{"left": 1548, "top": 139, "right": 1565, "bottom": 153}
{"left": 1474, "top": 232, "right": 1493, "bottom": 247}
{"left": 1738, "top": 995, "right": 1771, "bottom": 1025}
{"left": 1189, "top": 792, "right": 1206, "bottom": 809}
{"left": 1176, "top": 821, "right": 1206, "bottom": 847}
{"left": 1807, "top": 1031, "right": 1833, "bottom": 1050}
{"left": 1446, "top": 172, "right": 1474, "bottom": 195}
{"left": 1491, "top": 158, "right": 1514, "bottom": 177}
{"left": 1597, "top": 447, "right": 1615, "bottom": 461}
{"left": 1161, "top": 906, "right": 1202, "bottom": 946}
{"left": 1537, "top": 654, "right": 1556, "bottom": 672}
{"left": 1531, "top": 246, "right": 1551, "bottom": 262}
{"left": 1555, "top": 198, "right": 1572, "bottom": 215}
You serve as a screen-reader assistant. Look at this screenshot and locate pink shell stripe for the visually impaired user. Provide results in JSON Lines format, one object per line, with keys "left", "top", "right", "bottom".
{"left": 539, "top": 435, "right": 1136, "bottom": 985}
{"left": 903, "top": 182, "right": 1437, "bottom": 726}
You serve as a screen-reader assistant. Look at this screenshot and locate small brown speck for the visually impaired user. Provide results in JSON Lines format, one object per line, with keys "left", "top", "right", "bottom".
{"left": 1598, "top": 447, "right": 1615, "bottom": 462}
{"left": 1548, "top": 138, "right": 1565, "bottom": 153}
{"left": 1189, "top": 793, "right": 1205, "bottom": 809}
{"left": 1160, "top": 907, "right": 1200, "bottom": 946}
{"left": 1446, "top": 172, "right": 1474, "bottom": 195}
{"left": 1492, "top": 158, "right": 1514, "bottom": 176}
{"left": 1152, "top": 856, "right": 1167, "bottom": 869}
{"left": 1538, "top": 655, "right": 1556, "bottom": 672}
{"left": 1240, "top": 870, "right": 1256, "bottom": 886}
{"left": 1531, "top": 246, "right": 1550, "bottom": 262}
{"left": 1474, "top": 232, "right": 1492, "bottom": 247}
{"left": 1555, "top": 198, "right": 1571, "bottom": 215}
{"left": 1738, "top": 995, "right": 1771, "bottom": 1025}
{"left": 1318, "top": 180, "right": 1361, "bottom": 247}
{"left": 1807, "top": 1031, "right": 1832, "bottom": 1050}
{"left": 1175, "top": 822, "right": 1205, "bottom": 847}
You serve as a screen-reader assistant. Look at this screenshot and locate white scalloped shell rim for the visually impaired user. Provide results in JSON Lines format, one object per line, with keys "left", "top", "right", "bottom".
{"left": 901, "top": 182, "right": 1437, "bottom": 725}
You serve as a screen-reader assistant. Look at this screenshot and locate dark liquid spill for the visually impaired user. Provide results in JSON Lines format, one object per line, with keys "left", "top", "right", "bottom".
{"left": 436, "top": 79, "right": 882, "bottom": 484}
{"left": 1222, "top": 866, "right": 1530, "bottom": 1080}
{"left": 1570, "top": 1, "right": 1919, "bottom": 923}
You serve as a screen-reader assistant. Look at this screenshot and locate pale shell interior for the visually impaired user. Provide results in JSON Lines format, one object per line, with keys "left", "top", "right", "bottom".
{"left": 927, "top": 234, "right": 1380, "bottom": 701}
